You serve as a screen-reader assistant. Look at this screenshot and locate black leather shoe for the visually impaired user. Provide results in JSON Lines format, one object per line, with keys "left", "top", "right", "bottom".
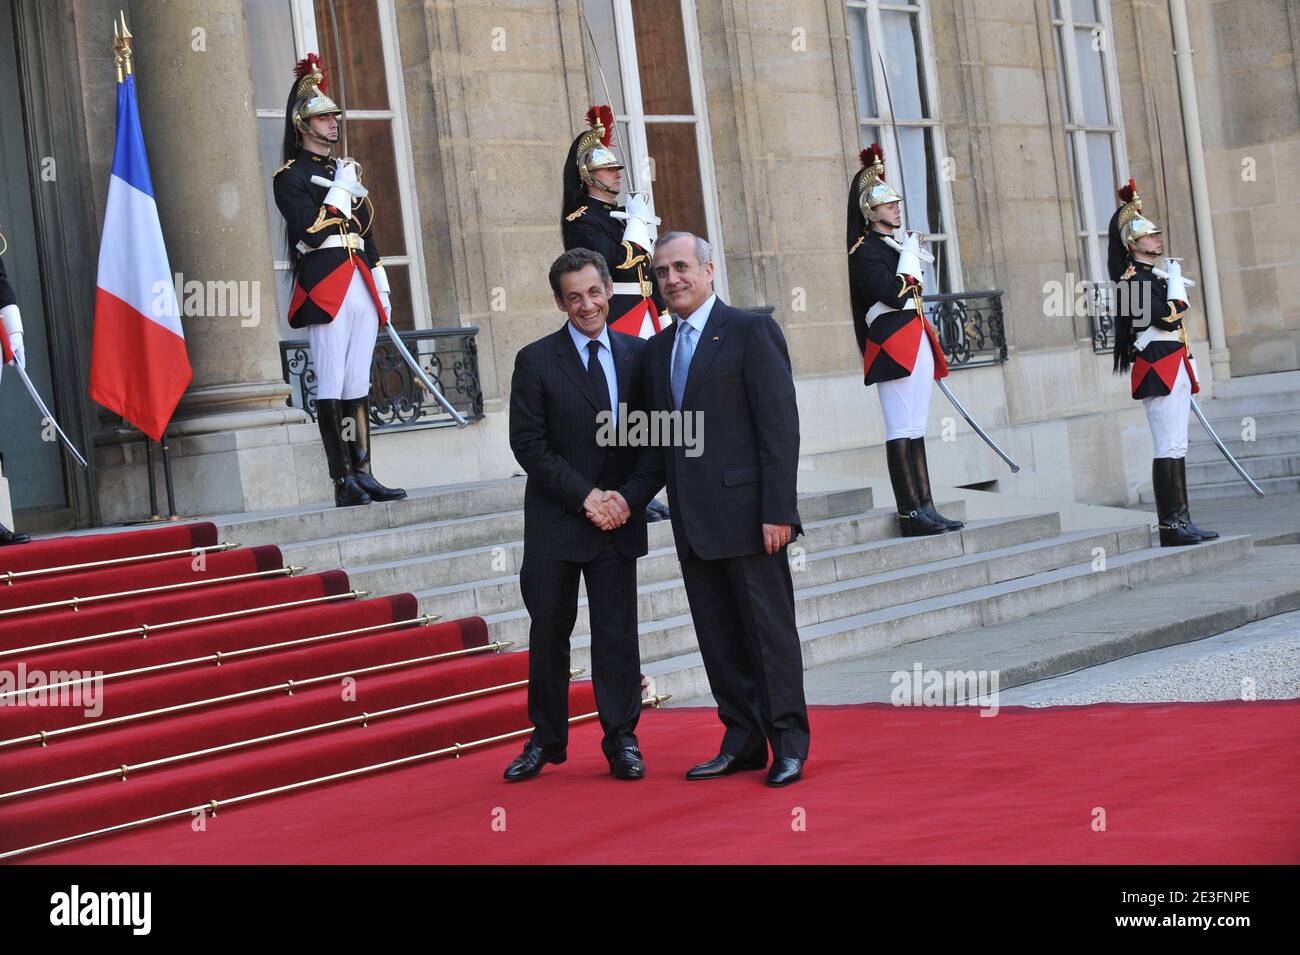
{"left": 0, "top": 524, "right": 30, "bottom": 546}
{"left": 645, "top": 499, "right": 671, "bottom": 523}
{"left": 608, "top": 746, "right": 646, "bottom": 780}
{"left": 766, "top": 757, "right": 803, "bottom": 787}
{"left": 685, "top": 752, "right": 767, "bottom": 780}
{"left": 503, "top": 743, "right": 566, "bottom": 781}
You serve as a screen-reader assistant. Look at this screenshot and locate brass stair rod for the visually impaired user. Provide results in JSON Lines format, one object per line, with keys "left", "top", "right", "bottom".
{"left": 2, "top": 543, "right": 239, "bottom": 586}
{"left": 0, "top": 565, "right": 306, "bottom": 619}
{"left": 0, "top": 613, "right": 443, "bottom": 702}
{"left": 0, "top": 637, "right": 514, "bottom": 750}
{"left": 0, "top": 590, "right": 367, "bottom": 660}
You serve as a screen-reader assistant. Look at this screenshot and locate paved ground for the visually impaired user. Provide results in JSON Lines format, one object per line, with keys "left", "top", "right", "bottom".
{"left": 999, "top": 608, "right": 1300, "bottom": 706}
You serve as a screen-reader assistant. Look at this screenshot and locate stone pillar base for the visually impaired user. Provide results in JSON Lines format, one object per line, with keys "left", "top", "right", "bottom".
{"left": 94, "top": 422, "right": 333, "bottom": 524}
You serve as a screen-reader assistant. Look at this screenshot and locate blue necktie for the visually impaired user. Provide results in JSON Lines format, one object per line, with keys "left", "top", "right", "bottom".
{"left": 671, "top": 323, "right": 696, "bottom": 409}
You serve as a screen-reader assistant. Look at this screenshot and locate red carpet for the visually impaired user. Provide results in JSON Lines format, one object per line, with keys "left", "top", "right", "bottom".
{"left": 4, "top": 524, "right": 1297, "bottom": 865}
{"left": 0, "top": 523, "right": 565, "bottom": 861}
{"left": 13, "top": 699, "right": 1300, "bottom": 865}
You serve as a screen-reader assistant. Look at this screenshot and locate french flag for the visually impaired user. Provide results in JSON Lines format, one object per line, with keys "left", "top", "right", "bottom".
{"left": 89, "top": 72, "right": 191, "bottom": 442}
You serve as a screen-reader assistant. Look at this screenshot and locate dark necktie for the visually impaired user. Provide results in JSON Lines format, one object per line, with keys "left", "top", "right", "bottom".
{"left": 587, "top": 340, "right": 611, "bottom": 413}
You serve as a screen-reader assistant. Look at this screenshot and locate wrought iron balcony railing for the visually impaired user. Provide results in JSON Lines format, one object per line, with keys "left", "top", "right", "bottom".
{"left": 280, "top": 326, "right": 484, "bottom": 431}
{"left": 922, "top": 289, "right": 1007, "bottom": 369}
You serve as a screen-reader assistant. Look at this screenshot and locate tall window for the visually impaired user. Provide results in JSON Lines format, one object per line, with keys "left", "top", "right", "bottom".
{"left": 581, "top": 0, "right": 728, "bottom": 296}
{"left": 845, "top": 0, "right": 960, "bottom": 292}
{"left": 1051, "top": 0, "right": 1128, "bottom": 346}
{"left": 246, "top": 0, "right": 428, "bottom": 333}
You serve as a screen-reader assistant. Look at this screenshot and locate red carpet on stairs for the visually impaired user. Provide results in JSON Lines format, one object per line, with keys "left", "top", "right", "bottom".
{"left": 0, "top": 523, "right": 556, "bottom": 861}
{"left": 12, "top": 699, "right": 1299, "bottom": 865}
{"left": 4, "top": 524, "right": 1297, "bottom": 866}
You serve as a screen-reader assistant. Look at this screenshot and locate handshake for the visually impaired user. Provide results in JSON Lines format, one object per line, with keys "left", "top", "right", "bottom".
{"left": 584, "top": 488, "right": 631, "bottom": 531}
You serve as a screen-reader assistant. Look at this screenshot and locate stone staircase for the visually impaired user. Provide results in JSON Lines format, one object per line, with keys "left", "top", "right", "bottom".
{"left": 211, "top": 476, "right": 1253, "bottom": 704}
{"left": 1139, "top": 370, "right": 1300, "bottom": 502}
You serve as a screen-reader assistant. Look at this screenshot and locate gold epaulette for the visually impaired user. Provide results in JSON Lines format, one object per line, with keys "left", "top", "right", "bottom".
{"left": 273, "top": 158, "right": 296, "bottom": 177}
{"left": 617, "top": 240, "right": 649, "bottom": 271}
{"left": 565, "top": 205, "right": 587, "bottom": 222}
{"left": 1120, "top": 264, "right": 1136, "bottom": 280}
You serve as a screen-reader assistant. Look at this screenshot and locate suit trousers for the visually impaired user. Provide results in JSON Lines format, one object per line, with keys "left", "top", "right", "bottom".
{"left": 519, "top": 536, "right": 641, "bottom": 759}
{"left": 679, "top": 548, "right": 810, "bottom": 760}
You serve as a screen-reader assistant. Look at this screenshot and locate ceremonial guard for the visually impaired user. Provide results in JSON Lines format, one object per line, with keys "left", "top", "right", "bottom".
{"left": 0, "top": 231, "right": 31, "bottom": 545}
{"left": 846, "top": 145, "right": 961, "bottom": 537}
{"left": 562, "top": 105, "right": 671, "bottom": 521}
{"left": 1109, "top": 179, "right": 1216, "bottom": 546}
{"left": 274, "top": 54, "right": 405, "bottom": 508}
{"left": 561, "top": 106, "right": 666, "bottom": 340}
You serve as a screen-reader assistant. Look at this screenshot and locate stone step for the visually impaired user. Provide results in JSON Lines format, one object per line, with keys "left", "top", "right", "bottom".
{"left": 636, "top": 534, "right": 1254, "bottom": 702}
{"left": 1139, "top": 471, "right": 1300, "bottom": 503}
{"left": 404, "top": 499, "right": 983, "bottom": 626}
{"left": 340, "top": 494, "right": 954, "bottom": 598}
{"left": 1186, "top": 431, "right": 1300, "bottom": 465}
{"left": 1185, "top": 451, "right": 1300, "bottom": 488}
{"left": 1195, "top": 389, "right": 1300, "bottom": 419}
{"left": 276, "top": 486, "right": 872, "bottom": 572}
{"left": 213, "top": 478, "right": 529, "bottom": 548}
{"left": 1207, "top": 369, "right": 1300, "bottom": 400}
{"left": 471, "top": 519, "right": 1147, "bottom": 669}
{"left": 1199, "top": 408, "right": 1299, "bottom": 439}
{"left": 1187, "top": 475, "right": 1300, "bottom": 501}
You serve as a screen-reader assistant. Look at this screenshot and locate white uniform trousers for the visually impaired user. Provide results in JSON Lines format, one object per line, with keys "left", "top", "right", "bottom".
{"left": 1143, "top": 360, "right": 1191, "bottom": 459}
{"left": 877, "top": 333, "right": 934, "bottom": 440}
{"left": 307, "top": 268, "right": 380, "bottom": 401}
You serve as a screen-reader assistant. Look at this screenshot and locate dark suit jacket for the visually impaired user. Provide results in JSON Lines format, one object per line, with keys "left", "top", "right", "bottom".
{"left": 509, "top": 323, "right": 649, "bottom": 562}
{"left": 620, "top": 298, "right": 801, "bottom": 561}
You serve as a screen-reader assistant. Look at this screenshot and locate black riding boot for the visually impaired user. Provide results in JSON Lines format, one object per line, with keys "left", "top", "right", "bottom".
{"left": 0, "top": 522, "right": 30, "bottom": 546}
{"left": 341, "top": 396, "right": 406, "bottom": 502}
{"left": 1171, "top": 457, "right": 1216, "bottom": 540}
{"left": 1152, "top": 457, "right": 1200, "bottom": 546}
{"left": 886, "top": 438, "right": 945, "bottom": 537}
{"left": 316, "top": 398, "right": 371, "bottom": 508}
{"left": 909, "top": 437, "right": 963, "bottom": 530}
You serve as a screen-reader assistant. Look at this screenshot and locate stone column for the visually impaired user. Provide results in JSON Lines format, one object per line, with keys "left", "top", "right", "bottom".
{"left": 92, "top": 1, "right": 329, "bottom": 522}
{"left": 126, "top": 0, "right": 302, "bottom": 429}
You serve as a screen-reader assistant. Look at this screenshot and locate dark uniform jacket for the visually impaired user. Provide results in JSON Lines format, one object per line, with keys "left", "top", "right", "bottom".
{"left": 273, "top": 148, "right": 386, "bottom": 329}
{"left": 847, "top": 229, "right": 947, "bottom": 386}
{"left": 562, "top": 198, "right": 665, "bottom": 330}
{"left": 1114, "top": 259, "right": 1199, "bottom": 400}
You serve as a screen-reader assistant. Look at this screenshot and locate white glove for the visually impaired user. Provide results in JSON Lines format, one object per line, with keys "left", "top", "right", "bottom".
{"left": 0, "top": 304, "right": 23, "bottom": 369}
{"left": 379, "top": 291, "right": 392, "bottom": 320}
{"left": 611, "top": 192, "right": 660, "bottom": 252}
{"left": 1163, "top": 256, "right": 1191, "bottom": 306}
{"left": 895, "top": 231, "right": 925, "bottom": 289}
{"left": 316, "top": 160, "right": 367, "bottom": 214}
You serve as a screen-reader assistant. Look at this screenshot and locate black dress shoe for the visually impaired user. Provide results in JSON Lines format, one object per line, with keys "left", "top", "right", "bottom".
{"left": 608, "top": 746, "right": 646, "bottom": 780}
{"left": 0, "top": 524, "right": 30, "bottom": 546}
{"left": 645, "top": 499, "right": 671, "bottom": 522}
{"left": 503, "top": 742, "right": 566, "bottom": 781}
{"left": 685, "top": 752, "right": 767, "bottom": 780}
{"left": 766, "top": 757, "right": 803, "bottom": 787}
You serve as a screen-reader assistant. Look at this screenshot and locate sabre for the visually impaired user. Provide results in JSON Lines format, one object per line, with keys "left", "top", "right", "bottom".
{"left": 384, "top": 325, "right": 468, "bottom": 428}
{"left": 1190, "top": 400, "right": 1263, "bottom": 497}
{"left": 936, "top": 379, "right": 1020, "bottom": 473}
{"left": 7, "top": 359, "right": 89, "bottom": 470}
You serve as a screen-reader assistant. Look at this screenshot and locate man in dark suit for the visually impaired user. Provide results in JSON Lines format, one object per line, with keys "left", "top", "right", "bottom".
{"left": 504, "top": 247, "right": 649, "bottom": 781}
{"left": 615, "top": 231, "right": 810, "bottom": 786}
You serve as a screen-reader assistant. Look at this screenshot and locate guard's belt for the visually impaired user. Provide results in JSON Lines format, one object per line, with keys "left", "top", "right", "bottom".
{"left": 297, "top": 233, "right": 365, "bottom": 255}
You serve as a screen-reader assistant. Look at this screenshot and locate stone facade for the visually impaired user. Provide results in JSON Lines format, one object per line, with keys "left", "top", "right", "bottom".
{"left": 5, "top": 0, "right": 1295, "bottom": 529}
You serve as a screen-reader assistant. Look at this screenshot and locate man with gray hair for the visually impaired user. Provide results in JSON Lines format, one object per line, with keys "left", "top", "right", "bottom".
{"left": 618, "top": 231, "right": 810, "bottom": 786}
